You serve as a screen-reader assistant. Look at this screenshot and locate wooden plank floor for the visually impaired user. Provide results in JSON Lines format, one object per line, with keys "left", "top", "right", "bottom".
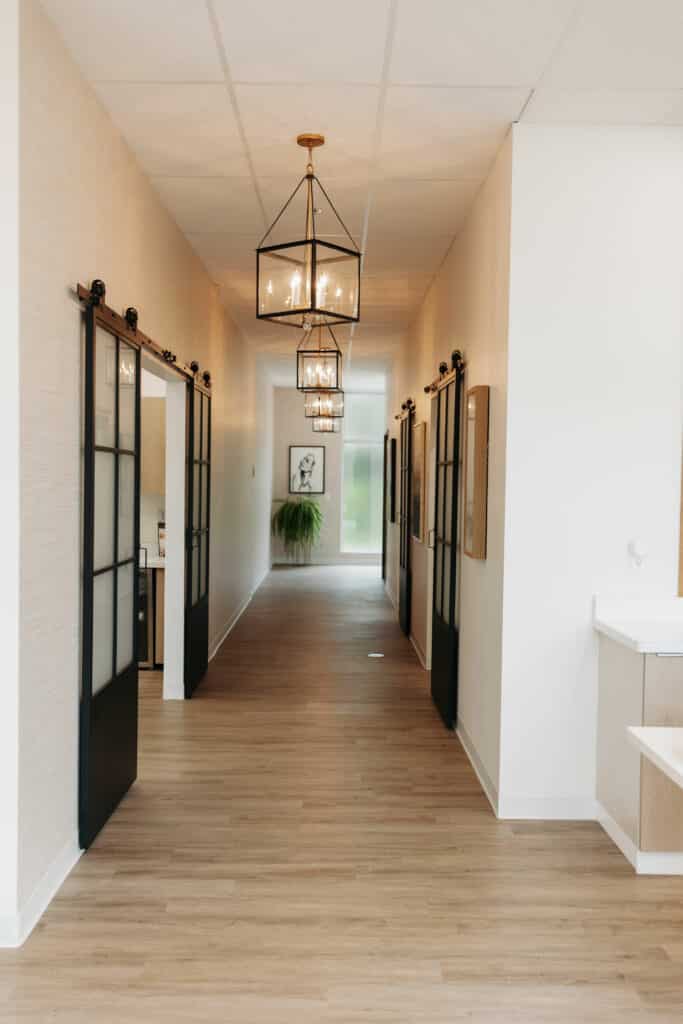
{"left": 2, "top": 565, "right": 683, "bottom": 1022}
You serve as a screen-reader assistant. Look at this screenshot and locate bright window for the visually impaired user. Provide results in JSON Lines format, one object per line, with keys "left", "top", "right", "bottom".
{"left": 341, "top": 394, "right": 386, "bottom": 553}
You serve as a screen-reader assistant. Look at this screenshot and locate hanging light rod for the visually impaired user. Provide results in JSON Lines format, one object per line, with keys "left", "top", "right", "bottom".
{"left": 255, "top": 134, "right": 361, "bottom": 328}
{"left": 423, "top": 350, "right": 466, "bottom": 395}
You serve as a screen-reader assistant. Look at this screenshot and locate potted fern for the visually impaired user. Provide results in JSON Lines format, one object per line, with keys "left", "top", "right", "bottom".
{"left": 271, "top": 497, "right": 323, "bottom": 565}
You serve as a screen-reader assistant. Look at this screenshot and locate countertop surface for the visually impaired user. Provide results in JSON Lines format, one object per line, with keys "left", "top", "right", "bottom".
{"left": 628, "top": 727, "right": 683, "bottom": 789}
{"left": 594, "top": 597, "right": 683, "bottom": 654}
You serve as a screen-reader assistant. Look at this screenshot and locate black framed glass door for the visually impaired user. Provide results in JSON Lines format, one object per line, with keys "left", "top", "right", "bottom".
{"left": 381, "top": 431, "right": 388, "bottom": 582}
{"left": 184, "top": 383, "right": 211, "bottom": 697}
{"left": 430, "top": 359, "right": 465, "bottom": 729}
{"left": 398, "top": 406, "right": 414, "bottom": 636}
{"left": 80, "top": 309, "right": 141, "bottom": 848}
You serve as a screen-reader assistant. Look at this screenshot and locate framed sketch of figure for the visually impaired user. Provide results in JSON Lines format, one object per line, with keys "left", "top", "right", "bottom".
{"left": 289, "top": 445, "right": 325, "bottom": 495}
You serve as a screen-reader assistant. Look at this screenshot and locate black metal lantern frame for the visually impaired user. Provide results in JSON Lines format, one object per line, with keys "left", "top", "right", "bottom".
{"left": 256, "top": 134, "right": 361, "bottom": 328}
{"left": 312, "top": 416, "right": 341, "bottom": 433}
{"left": 304, "top": 389, "right": 345, "bottom": 419}
{"left": 296, "top": 325, "right": 343, "bottom": 393}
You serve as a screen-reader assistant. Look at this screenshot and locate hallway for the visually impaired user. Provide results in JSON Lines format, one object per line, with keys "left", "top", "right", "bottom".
{"left": 2, "top": 566, "right": 683, "bottom": 1022}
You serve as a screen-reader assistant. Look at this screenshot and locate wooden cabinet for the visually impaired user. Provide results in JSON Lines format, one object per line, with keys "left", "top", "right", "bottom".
{"left": 597, "top": 636, "right": 683, "bottom": 853}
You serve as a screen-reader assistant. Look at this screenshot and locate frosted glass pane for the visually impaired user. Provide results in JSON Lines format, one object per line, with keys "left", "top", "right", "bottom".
{"left": 435, "top": 541, "right": 443, "bottom": 617}
{"left": 194, "top": 388, "right": 201, "bottom": 459}
{"left": 201, "top": 533, "right": 208, "bottom": 598}
{"left": 94, "top": 451, "right": 115, "bottom": 571}
{"left": 118, "top": 455, "right": 135, "bottom": 562}
{"left": 118, "top": 343, "right": 136, "bottom": 450}
{"left": 116, "top": 563, "right": 135, "bottom": 673}
{"left": 345, "top": 393, "right": 386, "bottom": 442}
{"left": 192, "top": 540, "right": 200, "bottom": 604}
{"left": 92, "top": 571, "right": 113, "bottom": 695}
{"left": 445, "top": 465, "right": 453, "bottom": 544}
{"left": 201, "top": 466, "right": 209, "bottom": 528}
{"left": 341, "top": 444, "right": 383, "bottom": 553}
{"left": 202, "top": 395, "right": 210, "bottom": 457}
{"left": 443, "top": 543, "right": 451, "bottom": 625}
{"left": 446, "top": 381, "right": 456, "bottom": 461}
{"left": 193, "top": 463, "right": 200, "bottom": 529}
{"left": 95, "top": 328, "right": 116, "bottom": 447}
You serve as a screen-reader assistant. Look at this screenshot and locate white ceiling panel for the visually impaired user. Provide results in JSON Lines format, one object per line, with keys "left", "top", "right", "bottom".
{"left": 390, "top": 0, "right": 577, "bottom": 87}
{"left": 543, "top": 1, "right": 683, "bottom": 90}
{"left": 212, "top": 0, "right": 391, "bottom": 83}
{"left": 187, "top": 233, "right": 257, "bottom": 279}
{"left": 236, "top": 84, "right": 379, "bottom": 179}
{"left": 524, "top": 88, "right": 683, "bottom": 125}
{"left": 41, "top": 0, "right": 223, "bottom": 82}
{"left": 93, "top": 84, "right": 249, "bottom": 177}
{"left": 151, "top": 177, "right": 265, "bottom": 236}
{"left": 379, "top": 86, "right": 527, "bottom": 179}
{"left": 370, "top": 180, "right": 481, "bottom": 239}
{"left": 363, "top": 232, "right": 453, "bottom": 275}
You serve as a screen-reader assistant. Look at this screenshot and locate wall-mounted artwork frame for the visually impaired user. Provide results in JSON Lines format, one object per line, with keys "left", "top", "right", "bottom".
{"left": 411, "top": 421, "right": 426, "bottom": 542}
{"left": 289, "top": 445, "right": 325, "bottom": 495}
{"left": 464, "top": 385, "right": 490, "bottom": 560}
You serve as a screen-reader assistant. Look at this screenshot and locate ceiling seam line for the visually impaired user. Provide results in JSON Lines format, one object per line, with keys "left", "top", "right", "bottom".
{"left": 205, "top": 0, "right": 269, "bottom": 232}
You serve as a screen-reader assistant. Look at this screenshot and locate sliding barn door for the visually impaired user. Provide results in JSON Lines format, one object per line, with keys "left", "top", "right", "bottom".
{"left": 381, "top": 431, "right": 388, "bottom": 582}
{"left": 80, "top": 308, "right": 141, "bottom": 848}
{"left": 185, "top": 383, "right": 212, "bottom": 697}
{"left": 398, "top": 409, "right": 414, "bottom": 636}
{"left": 430, "top": 366, "right": 464, "bottom": 729}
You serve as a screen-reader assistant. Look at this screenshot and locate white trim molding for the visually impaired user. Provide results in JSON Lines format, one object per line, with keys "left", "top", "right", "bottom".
{"left": 456, "top": 720, "right": 499, "bottom": 815}
{"left": 0, "top": 837, "right": 81, "bottom": 948}
{"left": 410, "top": 633, "right": 430, "bottom": 670}
{"left": 597, "top": 803, "right": 683, "bottom": 875}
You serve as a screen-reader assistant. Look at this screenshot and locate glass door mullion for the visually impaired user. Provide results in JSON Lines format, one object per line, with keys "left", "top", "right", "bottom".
{"left": 111, "top": 337, "right": 120, "bottom": 684}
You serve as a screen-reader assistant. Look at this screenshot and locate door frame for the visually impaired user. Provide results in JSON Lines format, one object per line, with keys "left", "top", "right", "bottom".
{"left": 397, "top": 399, "right": 415, "bottom": 636}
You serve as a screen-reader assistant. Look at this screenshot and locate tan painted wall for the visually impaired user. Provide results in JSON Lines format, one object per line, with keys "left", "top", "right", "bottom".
{"left": 16, "top": 0, "right": 273, "bottom": 911}
{"left": 386, "top": 135, "right": 512, "bottom": 799}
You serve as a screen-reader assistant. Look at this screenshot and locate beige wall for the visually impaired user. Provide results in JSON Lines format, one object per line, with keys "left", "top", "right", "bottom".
{"left": 386, "top": 136, "right": 512, "bottom": 800}
{"left": 15, "top": 0, "right": 272, "bottom": 916}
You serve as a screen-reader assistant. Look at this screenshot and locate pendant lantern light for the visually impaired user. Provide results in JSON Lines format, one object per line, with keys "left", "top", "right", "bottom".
{"left": 256, "top": 134, "right": 361, "bottom": 327}
{"left": 312, "top": 416, "right": 341, "bottom": 434}
{"left": 296, "top": 325, "right": 342, "bottom": 393}
{"left": 304, "top": 389, "right": 344, "bottom": 419}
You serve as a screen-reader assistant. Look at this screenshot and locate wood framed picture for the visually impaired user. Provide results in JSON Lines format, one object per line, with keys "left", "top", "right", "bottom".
{"left": 464, "top": 385, "right": 490, "bottom": 559}
{"left": 411, "top": 421, "right": 426, "bottom": 542}
{"left": 289, "top": 445, "right": 325, "bottom": 495}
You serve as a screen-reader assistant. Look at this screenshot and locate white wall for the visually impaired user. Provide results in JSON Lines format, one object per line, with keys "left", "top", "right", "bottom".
{"left": 8, "top": 0, "right": 273, "bottom": 943}
{"left": 387, "top": 137, "right": 512, "bottom": 800}
{"left": 0, "top": 0, "right": 20, "bottom": 943}
{"left": 499, "top": 124, "right": 683, "bottom": 818}
{"left": 272, "top": 387, "right": 382, "bottom": 565}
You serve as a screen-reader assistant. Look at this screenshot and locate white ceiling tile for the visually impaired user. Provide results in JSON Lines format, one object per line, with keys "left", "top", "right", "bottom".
{"left": 187, "top": 233, "right": 257, "bottom": 280}
{"left": 93, "top": 84, "right": 249, "bottom": 177}
{"left": 213, "top": 0, "right": 391, "bottom": 83}
{"left": 151, "top": 177, "right": 265, "bottom": 236}
{"left": 369, "top": 180, "right": 481, "bottom": 239}
{"left": 379, "top": 86, "right": 526, "bottom": 179}
{"left": 543, "top": 1, "right": 683, "bottom": 90}
{"left": 390, "top": 0, "right": 576, "bottom": 86}
{"left": 363, "top": 233, "right": 453, "bottom": 274}
{"left": 236, "top": 84, "right": 378, "bottom": 178}
{"left": 41, "top": 0, "right": 223, "bottom": 82}
{"left": 524, "top": 88, "right": 683, "bottom": 125}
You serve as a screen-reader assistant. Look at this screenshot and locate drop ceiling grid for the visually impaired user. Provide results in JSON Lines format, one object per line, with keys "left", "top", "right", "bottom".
{"left": 40, "top": 0, "right": 683, "bottom": 364}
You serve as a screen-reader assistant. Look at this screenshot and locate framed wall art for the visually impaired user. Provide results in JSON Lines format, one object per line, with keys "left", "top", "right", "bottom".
{"left": 289, "top": 445, "right": 325, "bottom": 495}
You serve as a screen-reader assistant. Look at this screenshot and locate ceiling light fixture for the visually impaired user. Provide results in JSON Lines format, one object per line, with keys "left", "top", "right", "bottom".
{"left": 296, "top": 325, "right": 343, "bottom": 393}
{"left": 256, "top": 134, "right": 361, "bottom": 328}
{"left": 304, "top": 390, "right": 344, "bottom": 419}
{"left": 312, "top": 416, "right": 341, "bottom": 434}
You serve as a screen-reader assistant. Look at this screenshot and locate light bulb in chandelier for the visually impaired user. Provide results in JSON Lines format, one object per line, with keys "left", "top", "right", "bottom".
{"left": 296, "top": 324, "right": 342, "bottom": 393}
{"left": 304, "top": 389, "right": 344, "bottom": 419}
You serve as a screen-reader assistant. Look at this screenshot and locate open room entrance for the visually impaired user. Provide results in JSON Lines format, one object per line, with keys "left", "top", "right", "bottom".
{"left": 78, "top": 282, "right": 212, "bottom": 849}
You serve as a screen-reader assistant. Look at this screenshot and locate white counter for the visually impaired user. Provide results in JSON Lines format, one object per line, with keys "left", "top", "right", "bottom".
{"left": 629, "top": 727, "right": 683, "bottom": 791}
{"left": 593, "top": 596, "right": 683, "bottom": 654}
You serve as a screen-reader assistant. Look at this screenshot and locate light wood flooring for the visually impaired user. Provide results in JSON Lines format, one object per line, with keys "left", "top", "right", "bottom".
{"left": 2, "top": 565, "right": 683, "bottom": 1022}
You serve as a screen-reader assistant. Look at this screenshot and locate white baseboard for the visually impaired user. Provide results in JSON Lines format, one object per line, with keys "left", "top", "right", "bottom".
{"left": 384, "top": 581, "right": 397, "bottom": 610}
{"left": 409, "top": 633, "right": 430, "bottom": 670}
{"left": 455, "top": 719, "right": 499, "bottom": 815}
{"left": 496, "top": 793, "right": 598, "bottom": 821}
{"left": 209, "top": 566, "right": 269, "bottom": 662}
{"left": 0, "top": 837, "right": 81, "bottom": 948}
{"left": 597, "top": 803, "right": 683, "bottom": 875}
